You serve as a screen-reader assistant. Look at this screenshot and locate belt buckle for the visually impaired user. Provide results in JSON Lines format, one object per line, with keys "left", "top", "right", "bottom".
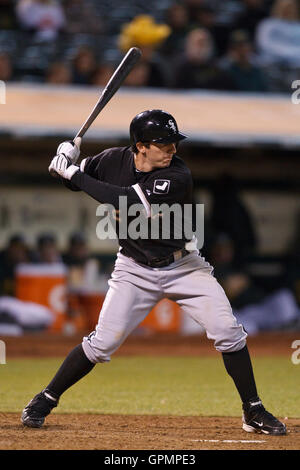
{"left": 156, "top": 259, "right": 170, "bottom": 268}
{"left": 149, "top": 249, "right": 187, "bottom": 268}
{"left": 149, "top": 255, "right": 170, "bottom": 268}
{"left": 151, "top": 258, "right": 168, "bottom": 268}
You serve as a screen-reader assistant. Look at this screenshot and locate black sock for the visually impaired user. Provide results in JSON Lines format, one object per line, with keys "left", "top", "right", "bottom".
{"left": 222, "top": 345, "right": 258, "bottom": 404}
{"left": 45, "top": 344, "right": 95, "bottom": 399}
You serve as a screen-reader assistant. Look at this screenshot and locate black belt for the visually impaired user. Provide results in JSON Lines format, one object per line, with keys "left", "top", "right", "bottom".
{"left": 144, "top": 248, "right": 190, "bottom": 268}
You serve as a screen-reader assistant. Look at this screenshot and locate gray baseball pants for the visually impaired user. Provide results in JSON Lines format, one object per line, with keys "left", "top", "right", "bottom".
{"left": 82, "top": 252, "right": 247, "bottom": 363}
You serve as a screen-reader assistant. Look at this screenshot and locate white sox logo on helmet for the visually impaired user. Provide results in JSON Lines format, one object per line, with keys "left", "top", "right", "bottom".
{"left": 167, "top": 119, "right": 177, "bottom": 133}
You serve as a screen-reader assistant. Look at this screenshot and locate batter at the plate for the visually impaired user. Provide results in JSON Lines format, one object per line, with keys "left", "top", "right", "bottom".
{"left": 21, "top": 109, "right": 286, "bottom": 436}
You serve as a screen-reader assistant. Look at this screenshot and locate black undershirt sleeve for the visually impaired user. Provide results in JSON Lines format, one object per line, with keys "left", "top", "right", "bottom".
{"left": 70, "top": 170, "right": 139, "bottom": 208}
{"left": 62, "top": 178, "right": 81, "bottom": 191}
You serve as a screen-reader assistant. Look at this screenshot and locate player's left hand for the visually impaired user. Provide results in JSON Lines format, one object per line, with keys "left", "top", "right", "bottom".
{"left": 56, "top": 137, "right": 81, "bottom": 163}
{"left": 48, "top": 154, "right": 79, "bottom": 180}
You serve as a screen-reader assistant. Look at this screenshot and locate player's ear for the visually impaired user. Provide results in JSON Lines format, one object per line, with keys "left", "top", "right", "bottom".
{"left": 136, "top": 142, "right": 148, "bottom": 154}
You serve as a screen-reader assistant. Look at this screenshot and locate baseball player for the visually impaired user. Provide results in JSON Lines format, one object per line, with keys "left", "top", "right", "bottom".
{"left": 21, "top": 110, "right": 286, "bottom": 435}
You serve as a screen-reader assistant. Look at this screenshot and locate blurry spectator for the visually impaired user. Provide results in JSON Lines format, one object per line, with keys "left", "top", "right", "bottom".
{"left": 160, "top": 3, "right": 191, "bottom": 60}
{"left": 173, "top": 28, "right": 236, "bottom": 90}
{"left": 123, "top": 60, "right": 156, "bottom": 87}
{"left": 71, "top": 47, "right": 97, "bottom": 85}
{"left": 219, "top": 30, "right": 268, "bottom": 92}
{"left": 91, "top": 63, "right": 115, "bottom": 86}
{"left": 34, "top": 233, "right": 62, "bottom": 263}
{"left": 209, "top": 233, "right": 240, "bottom": 276}
{"left": 0, "top": 52, "right": 14, "bottom": 81}
{"left": 209, "top": 233, "right": 300, "bottom": 335}
{"left": 209, "top": 232, "right": 265, "bottom": 308}
{"left": 255, "top": 0, "right": 300, "bottom": 67}
{"left": 0, "top": 296, "right": 54, "bottom": 335}
{"left": 209, "top": 234, "right": 263, "bottom": 303}
{"left": 210, "top": 173, "right": 257, "bottom": 266}
{"left": 62, "top": 232, "right": 89, "bottom": 268}
{"left": 63, "top": 0, "right": 104, "bottom": 35}
{"left": 235, "top": 0, "right": 270, "bottom": 41}
{"left": 118, "top": 15, "right": 171, "bottom": 87}
{"left": 16, "top": 0, "right": 66, "bottom": 42}
{"left": 194, "top": 4, "right": 216, "bottom": 29}
{"left": 0, "top": 234, "right": 31, "bottom": 296}
{"left": 183, "top": 0, "right": 207, "bottom": 22}
{"left": 62, "top": 232, "right": 105, "bottom": 292}
{"left": 190, "top": 3, "right": 228, "bottom": 56}
{"left": 46, "top": 61, "right": 71, "bottom": 84}
{"left": 0, "top": 0, "right": 18, "bottom": 29}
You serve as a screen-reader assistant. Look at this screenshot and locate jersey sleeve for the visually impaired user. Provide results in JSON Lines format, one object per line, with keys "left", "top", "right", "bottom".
{"left": 79, "top": 148, "right": 111, "bottom": 179}
{"left": 70, "top": 170, "right": 141, "bottom": 208}
{"left": 61, "top": 149, "right": 110, "bottom": 191}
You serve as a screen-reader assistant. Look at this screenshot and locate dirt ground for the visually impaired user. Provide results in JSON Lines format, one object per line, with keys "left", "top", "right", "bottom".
{"left": 1, "top": 331, "right": 300, "bottom": 451}
{"left": 0, "top": 413, "right": 299, "bottom": 451}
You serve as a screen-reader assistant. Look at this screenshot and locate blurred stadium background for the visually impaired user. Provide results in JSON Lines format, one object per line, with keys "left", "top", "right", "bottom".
{"left": 1, "top": 0, "right": 300, "bottom": 339}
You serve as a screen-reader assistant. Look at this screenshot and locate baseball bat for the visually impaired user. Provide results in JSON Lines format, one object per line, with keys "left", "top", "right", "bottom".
{"left": 50, "top": 47, "right": 142, "bottom": 176}
{"left": 75, "top": 46, "right": 142, "bottom": 139}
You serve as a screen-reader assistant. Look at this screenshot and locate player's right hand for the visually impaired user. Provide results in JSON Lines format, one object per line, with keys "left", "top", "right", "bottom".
{"left": 48, "top": 154, "right": 79, "bottom": 180}
{"left": 56, "top": 137, "right": 81, "bottom": 163}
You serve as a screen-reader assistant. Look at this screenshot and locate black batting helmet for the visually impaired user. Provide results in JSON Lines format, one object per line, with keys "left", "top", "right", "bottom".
{"left": 130, "top": 110, "right": 187, "bottom": 151}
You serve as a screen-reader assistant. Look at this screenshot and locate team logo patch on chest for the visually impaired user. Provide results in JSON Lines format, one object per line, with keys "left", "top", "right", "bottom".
{"left": 153, "top": 179, "right": 170, "bottom": 194}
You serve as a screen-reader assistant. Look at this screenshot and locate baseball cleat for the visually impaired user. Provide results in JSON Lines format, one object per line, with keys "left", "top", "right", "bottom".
{"left": 242, "top": 399, "right": 286, "bottom": 435}
{"left": 21, "top": 389, "right": 58, "bottom": 428}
